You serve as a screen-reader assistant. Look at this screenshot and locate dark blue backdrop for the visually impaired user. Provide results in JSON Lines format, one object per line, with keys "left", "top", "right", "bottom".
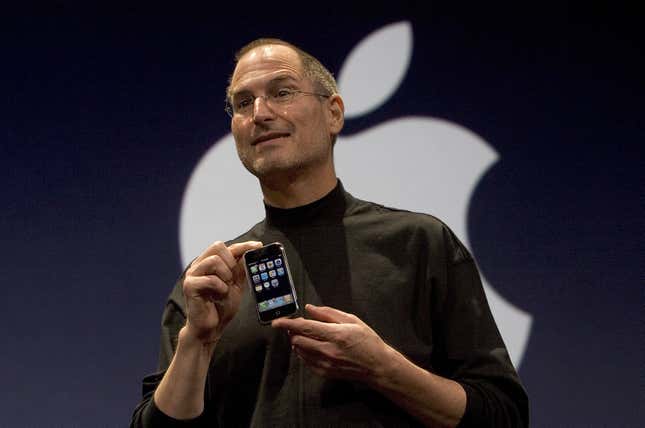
{"left": 2, "top": 4, "right": 642, "bottom": 427}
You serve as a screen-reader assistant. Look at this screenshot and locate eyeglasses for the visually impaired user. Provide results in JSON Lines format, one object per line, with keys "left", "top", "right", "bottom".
{"left": 225, "top": 88, "right": 330, "bottom": 117}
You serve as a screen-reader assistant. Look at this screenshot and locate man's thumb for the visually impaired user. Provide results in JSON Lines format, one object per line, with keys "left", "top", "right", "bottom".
{"left": 229, "top": 241, "right": 263, "bottom": 259}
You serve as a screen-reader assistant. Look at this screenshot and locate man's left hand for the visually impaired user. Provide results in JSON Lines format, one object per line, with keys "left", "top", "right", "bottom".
{"left": 271, "top": 304, "right": 393, "bottom": 384}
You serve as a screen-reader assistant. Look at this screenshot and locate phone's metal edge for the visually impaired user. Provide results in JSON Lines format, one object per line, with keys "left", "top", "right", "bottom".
{"left": 278, "top": 242, "right": 300, "bottom": 313}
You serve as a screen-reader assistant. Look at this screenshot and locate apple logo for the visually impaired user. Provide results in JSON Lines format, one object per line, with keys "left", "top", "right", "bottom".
{"left": 179, "top": 21, "right": 532, "bottom": 367}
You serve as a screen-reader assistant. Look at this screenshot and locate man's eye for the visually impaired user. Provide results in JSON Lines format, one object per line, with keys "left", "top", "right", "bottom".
{"left": 275, "top": 89, "right": 293, "bottom": 99}
{"left": 236, "top": 97, "right": 253, "bottom": 109}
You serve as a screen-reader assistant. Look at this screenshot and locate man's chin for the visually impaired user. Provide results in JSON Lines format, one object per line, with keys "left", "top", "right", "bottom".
{"left": 244, "top": 159, "right": 295, "bottom": 178}
{"left": 247, "top": 160, "right": 310, "bottom": 183}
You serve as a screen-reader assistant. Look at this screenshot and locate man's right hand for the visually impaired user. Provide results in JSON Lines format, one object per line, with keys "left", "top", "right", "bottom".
{"left": 181, "top": 240, "right": 263, "bottom": 346}
{"left": 154, "top": 240, "right": 264, "bottom": 419}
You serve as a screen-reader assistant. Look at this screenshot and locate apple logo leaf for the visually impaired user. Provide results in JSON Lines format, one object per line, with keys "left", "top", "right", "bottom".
{"left": 338, "top": 21, "right": 412, "bottom": 118}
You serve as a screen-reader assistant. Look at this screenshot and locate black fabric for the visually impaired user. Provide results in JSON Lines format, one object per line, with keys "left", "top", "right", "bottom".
{"left": 131, "top": 180, "right": 528, "bottom": 427}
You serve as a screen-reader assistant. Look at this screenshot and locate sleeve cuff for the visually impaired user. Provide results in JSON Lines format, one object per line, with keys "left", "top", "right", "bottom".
{"left": 455, "top": 382, "right": 485, "bottom": 428}
{"left": 142, "top": 398, "right": 208, "bottom": 427}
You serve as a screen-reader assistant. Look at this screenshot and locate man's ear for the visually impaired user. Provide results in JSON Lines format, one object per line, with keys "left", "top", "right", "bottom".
{"left": 327, "top": 94, "right": 345, "bottom": 136}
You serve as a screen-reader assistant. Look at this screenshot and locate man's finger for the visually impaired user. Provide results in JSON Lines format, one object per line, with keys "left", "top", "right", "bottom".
{"left": 192, "top": 241, "right": 229, "bottom": 265}
{"left": 290, "top": 334, "right": 332, "bottom": 355}
{"left": 192, "top": 240, "right": 262, "bottom": 270}
{"left": 293, "top": 344, "right": 369, "bottom": 379}
{"left": 184, "top": 275, "right": 230, "bottom": 297}
{"left": 272, "top": 317, "right": 337, "bottom": 341}
{"left": 231, "top": 258, "right": 248, "bottom": 286}
{"left": 190, "top": 254, "right": 233, "bottom": 281}
{"left": 229, "top": 241, "right": 263, "bottom": 259}
{"left": 305, "top": 304, "right": 359, "bottom": 324}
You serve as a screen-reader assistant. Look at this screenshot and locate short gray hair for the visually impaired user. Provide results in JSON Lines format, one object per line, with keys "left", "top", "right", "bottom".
{"left": 226, "top": 38, "right": 337, "bottom": 101}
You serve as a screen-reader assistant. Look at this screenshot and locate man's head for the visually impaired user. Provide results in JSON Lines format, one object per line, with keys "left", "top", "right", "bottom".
{"left": 227, "top": 39, "right": 344, "bottom": 181}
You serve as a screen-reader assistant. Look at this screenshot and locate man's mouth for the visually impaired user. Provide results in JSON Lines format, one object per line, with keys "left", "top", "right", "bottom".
{"left": 252, "top": 132, "right": 290, "bottom": 146}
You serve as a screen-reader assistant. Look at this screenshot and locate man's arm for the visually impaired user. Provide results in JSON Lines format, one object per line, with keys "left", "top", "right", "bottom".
{"left": 153, "top": 327, "right": 217, "bottom": 419}
{"left": 130, "top": 326, "right": 216, "bottom": 428}
{"left": 371, "top": 345, "right": 467, "bottom": 428}
{"left": 273, "top": 297, "right": 528, "bottom": 427}
{"left": 130, "top": 240, "right": 262, "bottom": 427}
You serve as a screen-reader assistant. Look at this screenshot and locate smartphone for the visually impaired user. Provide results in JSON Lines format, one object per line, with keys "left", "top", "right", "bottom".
{"left": 243, "top": 242, "right": 299, "bottom": 324}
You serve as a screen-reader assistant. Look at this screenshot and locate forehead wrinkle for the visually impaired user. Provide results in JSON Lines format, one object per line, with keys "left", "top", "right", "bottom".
{"left": 229, "top": 45, "right": 305, "bottom": 97}
{"left": 230, "top": 71, "right": 302, "bottom": 97}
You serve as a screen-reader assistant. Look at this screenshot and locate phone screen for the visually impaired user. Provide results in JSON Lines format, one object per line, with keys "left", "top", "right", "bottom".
{"left": 243, "top": 242, "right": 299, "bottom": 324}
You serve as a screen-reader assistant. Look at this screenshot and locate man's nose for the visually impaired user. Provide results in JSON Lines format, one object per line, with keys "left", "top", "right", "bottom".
{"left": 252, "top": 96, "right": 275, "bottom": 122}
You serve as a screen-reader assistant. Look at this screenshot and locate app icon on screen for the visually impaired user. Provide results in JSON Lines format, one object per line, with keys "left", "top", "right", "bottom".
{"left": 263, "top": 281, "right": 270, "bottom": 289}
{"left": 250, "top": 265, "right": 258, "bottom": 274}
{"left": 267, "top": 261, "right": 274, "bottom": 269}
{"left": 252, "top": 275, "right": 260, "bottom": 283}
{"left": 255, "top": 285, "right": 262, "bottom": 292}
{"left": 259, "top": 263, "right": 266, "bottom": 271}
{"left": 277, "top": 267, "right": 284, "bottom": 276}
{"left": 269, "top": 270, "right": 276, "bottom": 278}
{"left": 271, "top": 279, "right": 279, "bottom": 287}
{"left": 274, "top": 258, "right": 282, "bottom": 266}
{"left": 260, "top": 272, "right": 269, "bottom": 281}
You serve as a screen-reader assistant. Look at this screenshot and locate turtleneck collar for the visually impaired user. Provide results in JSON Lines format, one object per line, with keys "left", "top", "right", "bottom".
{"left": 263, "top": 179, "right": 350, "bottom": 227}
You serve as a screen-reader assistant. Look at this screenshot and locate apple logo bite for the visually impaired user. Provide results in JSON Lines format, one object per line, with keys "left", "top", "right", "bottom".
{"left": 180, "top": 21, "right": 532, "bottom": 366}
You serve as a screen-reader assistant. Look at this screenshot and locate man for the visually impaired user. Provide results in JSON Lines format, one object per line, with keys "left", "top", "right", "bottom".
{"left": 131, "top": 38, "right": 528, "bottom": 427}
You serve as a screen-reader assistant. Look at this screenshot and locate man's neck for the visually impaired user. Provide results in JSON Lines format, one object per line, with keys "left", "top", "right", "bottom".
{"left": 259, "top": 167, "right": 338, "bottom": 209}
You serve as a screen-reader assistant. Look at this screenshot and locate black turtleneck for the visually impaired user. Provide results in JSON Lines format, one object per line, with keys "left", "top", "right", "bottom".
{"left": 132, "top": 180, "right": 528, "bottom": 428}
{"left": 263, "top": 179, "right": 348, "bottom": 227}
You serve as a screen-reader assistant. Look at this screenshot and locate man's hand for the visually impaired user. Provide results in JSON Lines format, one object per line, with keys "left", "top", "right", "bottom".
{"left": 271, "top": 304, "right": 393, "bottom": 384}
{"left": 182, "top": 240, "right": 263, "bottom": 345}
{"left": 273, "top": 304, "right": 467, "bottom": 427}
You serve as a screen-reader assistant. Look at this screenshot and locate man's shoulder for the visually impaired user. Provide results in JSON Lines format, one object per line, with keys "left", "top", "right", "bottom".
{"left": 348, "top": 195, "right": 449, "bottom": 232}
{"left": 347, "top": 195, "right": 472, "bottom": 264}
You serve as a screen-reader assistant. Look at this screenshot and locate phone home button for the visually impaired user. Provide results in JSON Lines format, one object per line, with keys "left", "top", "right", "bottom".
{"left": 275, "top": 310, "right": 281, "bottom": 316}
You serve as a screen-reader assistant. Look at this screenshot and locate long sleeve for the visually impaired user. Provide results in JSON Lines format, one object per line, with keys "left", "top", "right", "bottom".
{"left": 433, "top": 227, "right": 529, "bottom": 428}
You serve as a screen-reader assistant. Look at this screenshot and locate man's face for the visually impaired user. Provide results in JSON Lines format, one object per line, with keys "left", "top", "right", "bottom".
{"left": 229, "top": 44, "right": 341, "bottom": 179}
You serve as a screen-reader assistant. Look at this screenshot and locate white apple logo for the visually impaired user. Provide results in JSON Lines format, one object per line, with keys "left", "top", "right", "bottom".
{"left": 180, "top": 22, "right": 532, "bottom": 367}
